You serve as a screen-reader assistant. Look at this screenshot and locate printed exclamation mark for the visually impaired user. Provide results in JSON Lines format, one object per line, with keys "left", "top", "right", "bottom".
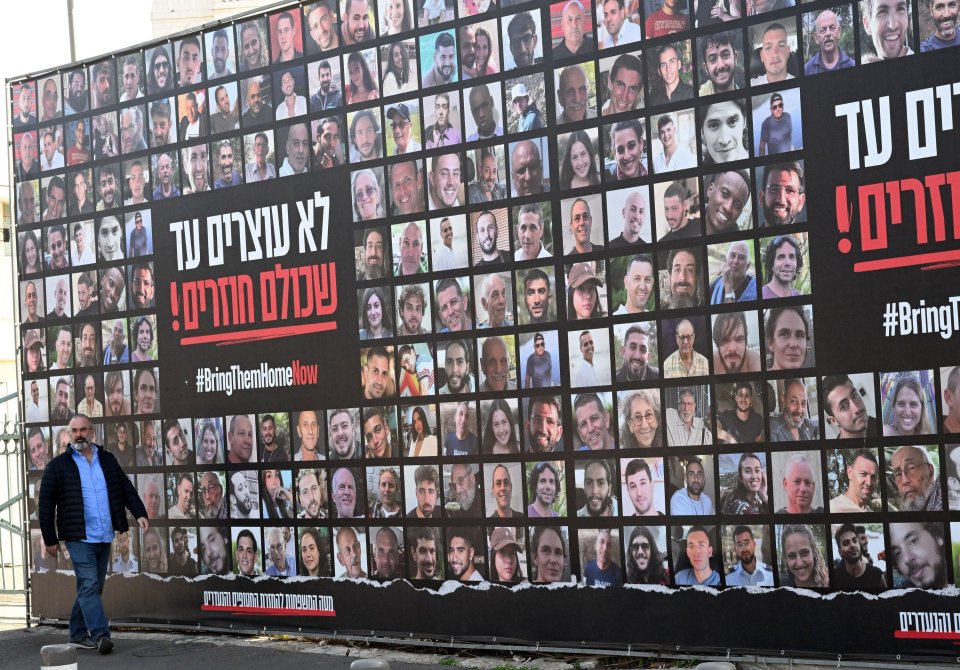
{"left": 170, "top": 284, "right": 181, "bottom": 331}
{"left": 836, "top": 184, "right": 853, "bottom": 254}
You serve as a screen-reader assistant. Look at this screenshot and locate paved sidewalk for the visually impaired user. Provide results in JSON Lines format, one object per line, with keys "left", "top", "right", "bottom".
{"left": 0, "top": 627, "right": 478, "bottom": 670}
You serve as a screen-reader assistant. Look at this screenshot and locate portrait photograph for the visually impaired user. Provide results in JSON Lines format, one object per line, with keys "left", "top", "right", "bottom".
{"left": 195, "top": 418, "right": 224, "bottom": 465}
{"left": 578, "top": 527, "right": 622, "bottom": 586}
{"left": 421, "top": 91, "right": 463, "bottom": 151}
{"left": 606, "top": 190, "right": 652, "bottom": 250}
{"left": 504, "top": 72, "right": 545, "bottom": 134}
{"left": 392, "top": 220, "right": 427, "bottom": 276}
{"left": 801, "top": 6, "right": 857, "bottom": 75}
{"left": 879, "top": 370, "right": 938, "bottom": 437}
{"left": 752, "top": 88, "right": 803, "bottom": 157}
{"left": 758, "top": 232, "right": 810, "bottom": 299}
{"left": 647, "top": 41, "right": 694, "bottom": 106}
{"left": 518, "top": 329, "right": 561, "bottom": 388}
{"left": 718, "top": 451, "right": 769, "bottom": 515}
{"left": 623, "top": 525, "right": 670, "bottom": 584}
{"left": 269, "top": 9, "right": 305, "bottom": 63}
{"left": 663, "top": 384, "right": 714, "bottom": 447}
{"left": 821, "top": 372, "right": 878, "bottom": 440}
{"left": 205, "top": 27, "right": 236, "bottom": 80}
{"left": 571, "top": 393, "right": 614, "bottom": 451}
{"left": 479, "top": 398, "right": 521, "bottom": 454}
{"left": 667, "top": 455, "right": 717, "bottom": 516}
{"left": 764, "top": 304, "right": 815, "bottom": 371}
{"left": 612, "top": 321, "right": 659, "bottom": 377}
{"left": 509, "top": 135, "right": 552, "bottom": 196}
{"left": 654, "top": 177, "right": 701, "bottom": 242}
{"left": 400, "top": 405, "right": 439, "bottom": 458}
{"left": 470, "top": 207, "right": 511, "bottom": 267}
{"left": 419, "top": 29, "right": 459, "bottom": 88}
{"left": 236, "top": 19, "right": 270, "bottom": 72}
{"left": 771, "top": 451, "right": 824, "bottom": 514}
{"left": 384, "top": 99, "right": 422, "bottom": 156}
{"left": 298, "top": 526, "right": 333, "bottom": 577}
{"left": 776, "top": 523, "right": 830, "bottom": 588}
{"left": 558, "top": 128, "right": 601, "bottom": 191}
{"left": 397, "top": 342, "right": 437, "bottom": 397}
{"left": 352, "top": 166, "right": 386, "bottom": 222}
{"left": 599, "top": 51, "right": 645, "bottom": 117}
{"left": 620, "top": 456, "right": 666, "bottom": 515}
{"left": 859, "top": 0, "right": 914, "bottom": 62}
{"left": 617, "top": 388, "right": 663, "bottom": 449}
{"left": 501, "top": 10, "right": 545, "bottom": 69}
{"left": 942, "top": 364, "right": 960, "bottom": 434}
{"left": 720, "top": 524, "right": 772, "bottom": 586}
{"left": 567, "top": 329, "right": 612, "bottom": 388}
{"left": 466, "top": 147, "right": 508, "bottom": 205}
{"left": 696, "top": 30, "right": 745, "bottom": 94}
{"left": 554, "top": 60, "right": 597, "bottom": 125}
{"left": 565, "top": 261, "right": 608, "bottom": 320}
{"left": 748, "top": 20, "right": 800, "bottom": 84}
{"left": 549, "top": 0, "right": 595, "bottom": 60}
{"left": 38, "top": 76, "right": 63, "bottom": 123}
{"left": 826, "top": 448, "right": 881, "bottom": 512}
{"left": 671, "top": 524, "right": 724, "bottom": 587}
{"left": 649, "top": 108, "right": 697, "bottom": 175}
{"left": 511, "top": 201, "right": 554, "bottom": 262}
{"left": 769, "top": 377, "right": 820, "bottom": 442}
{"left": 347, "top": 107, "right": 384, "bottom": 164}
{"left": 257, "top": 411, "right": 292, "bottom": 463}
{"left": 464, "top": 82, "right": 505, "bottom": 141}
{"left": 145, "top": 45, "right": 174, "bottom": 95}
{"left": 473, "top": 272, "right": 514, "bottom": 328}
{"left": 883, "top": 445, "right": 943, "bottom": 512}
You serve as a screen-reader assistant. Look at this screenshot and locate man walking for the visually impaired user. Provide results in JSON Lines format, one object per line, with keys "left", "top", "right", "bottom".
{"left": 39, "top": 415, "right": 148, "bottom": 654}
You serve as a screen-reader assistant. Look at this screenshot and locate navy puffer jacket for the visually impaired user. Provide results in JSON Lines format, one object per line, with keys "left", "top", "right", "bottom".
{"left": 39, "top": 446, "right": 147, "bottom": 547}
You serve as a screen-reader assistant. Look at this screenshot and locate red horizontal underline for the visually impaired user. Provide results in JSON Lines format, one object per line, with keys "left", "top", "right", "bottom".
{"left": 894, "top": 630, "right": 960, "bottom": 640}
{"left": 180, "top": 321, "right": 337, "bottom": 346}
{"left": 201, "top": 604, "right": 336, "bottom": 617}
{"left": 854, "top": 249, "right": 960, "bottom": 272}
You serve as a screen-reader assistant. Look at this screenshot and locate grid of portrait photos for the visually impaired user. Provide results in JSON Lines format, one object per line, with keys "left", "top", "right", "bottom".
{"left": 15, "top": 0, "right": 960, "bottom": 589}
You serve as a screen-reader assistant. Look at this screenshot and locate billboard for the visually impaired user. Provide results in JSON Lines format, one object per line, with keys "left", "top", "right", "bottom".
{"left": 10, "top": 0, "right": 960, "bottom": 659}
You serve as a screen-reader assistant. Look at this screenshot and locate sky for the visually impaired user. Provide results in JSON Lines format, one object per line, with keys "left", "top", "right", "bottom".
{"left": 2, "top": 0, "right": 153, "bottom": 185}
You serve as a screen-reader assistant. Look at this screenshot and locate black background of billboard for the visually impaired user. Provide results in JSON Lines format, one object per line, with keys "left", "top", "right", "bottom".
{"left": 153, "top": 169, "right": 363, "bottom": 415}
{"left": 805, "top": 47, "right": 960, "bottom": 372}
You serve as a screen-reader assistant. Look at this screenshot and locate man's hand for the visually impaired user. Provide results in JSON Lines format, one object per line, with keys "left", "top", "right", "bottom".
{"left": 137, "top": 517, "right": 149, "bottom": 531}
{"left": 46, "top": 544, "right": 59, "bottom": 556}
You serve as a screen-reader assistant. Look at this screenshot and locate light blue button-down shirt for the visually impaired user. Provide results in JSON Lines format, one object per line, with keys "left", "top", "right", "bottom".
{"left": 72, "top": 448, "right": 115, "bottom": 544}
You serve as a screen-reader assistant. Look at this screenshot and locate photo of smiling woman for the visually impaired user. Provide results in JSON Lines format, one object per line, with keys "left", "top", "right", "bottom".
{"left": 299, "top": 526, "right": 332, "bottom": 576}
{"left": 880, "top": 371, "right": 936, "bottom": 437}
{"left": 619, "top": 388, "right": 662, "bottom": 449}
{"left": 777, "top": 524, "right": 829, "bottom": 588}
{"left": 720, "top": 452, "right": 769, "bottom": 515}
{"left": 559, "top": 129, "right": 601, "bottom": 189}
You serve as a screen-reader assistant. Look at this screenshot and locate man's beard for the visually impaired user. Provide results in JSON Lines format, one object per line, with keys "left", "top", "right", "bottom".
{"left": 900, "top": 481, "right": 934, "bottom": 511}
{"left": 457, "top": 486, "right": 476, "bottom": 511}
{"left": 784, "top": 412, "right": 803, "bottom": 429}
{"left": 764, "top": 203, "right": 798, "bottom": 227}
{"left": 669, "top": 292, "right": 698, "bottom": 309}
{"left": 366, "top": 263, "right": 385, "bottom": 279}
